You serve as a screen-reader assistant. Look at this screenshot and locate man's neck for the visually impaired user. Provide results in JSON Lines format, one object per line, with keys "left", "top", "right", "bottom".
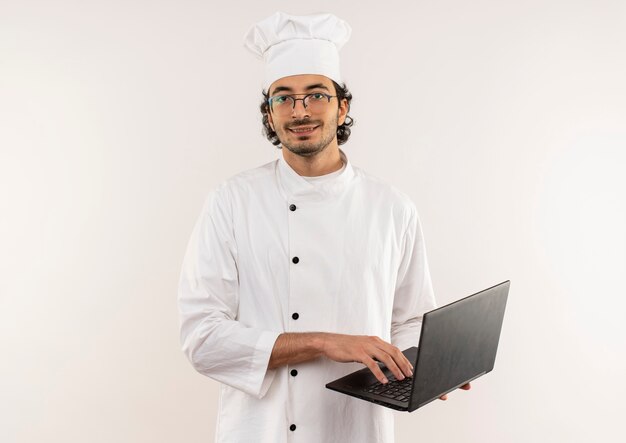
{"left": 282, "top": 145, "right": 344, "bottom": 177}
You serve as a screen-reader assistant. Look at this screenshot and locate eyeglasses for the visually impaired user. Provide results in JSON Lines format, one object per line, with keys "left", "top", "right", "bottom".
{"left": 267, "top": 92, "right": 337, "bottom": 115}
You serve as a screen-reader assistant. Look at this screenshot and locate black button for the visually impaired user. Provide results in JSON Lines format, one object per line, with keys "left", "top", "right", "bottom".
{"left": 292, "top": 312, "right": 299, "bottom": 320}
{"left": 290, "top": 369, "right": 298, "bottom": 377}
{"left": 290, "top": 424, "right": 296, "bottom": 431}
{"left": 292, "top": 256, "right": 299, "bottom": 264}
{"left": 289, "top": 204, "right": 297, "bottom": 211}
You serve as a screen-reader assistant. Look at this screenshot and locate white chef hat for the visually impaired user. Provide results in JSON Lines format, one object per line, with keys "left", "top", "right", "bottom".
{"left": 243, "top": 11, "right": 352, "bottom": 92}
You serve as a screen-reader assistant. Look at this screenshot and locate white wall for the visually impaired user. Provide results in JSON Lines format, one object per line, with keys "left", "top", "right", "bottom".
{"left": 1, "top": 1, "right": 624, "bottom": 442}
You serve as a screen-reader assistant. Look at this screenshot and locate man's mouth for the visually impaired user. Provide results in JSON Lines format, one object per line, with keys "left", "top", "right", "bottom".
{"left": 288, "top": 125, "right": 319, "bottom": 135}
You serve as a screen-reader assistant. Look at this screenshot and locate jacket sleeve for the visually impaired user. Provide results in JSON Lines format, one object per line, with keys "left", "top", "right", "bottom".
{"left": 390, "top": 202, "right": 437, "bottom": 351}
{"left": 177, "top": 186, "right": 281, "bottom": 399}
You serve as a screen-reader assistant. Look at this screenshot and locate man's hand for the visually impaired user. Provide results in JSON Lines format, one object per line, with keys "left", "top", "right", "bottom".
{"left": 268, "top": 332, "right": 472, "bottom": 399}
{"left": 320, "top": 333, "right": 413, "bottom": 384}
{"left": 438, "top": 382, "right": 472, "bottom": 400}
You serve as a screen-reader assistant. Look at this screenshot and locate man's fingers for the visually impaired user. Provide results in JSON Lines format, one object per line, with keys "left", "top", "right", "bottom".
{"left": 439, "top": 383, "right": 472, "bottom": 401}
{"left": 374, "top": 340, "right": 413, "bottom": 377}
{"left": 389, "top": 346, "right": 413, "bottom": 377}
{"left": 362, "top": 356, "right": 388, "bottom": 384}
{"left": 370, "top": 350, "right": 404, "bottom": 381}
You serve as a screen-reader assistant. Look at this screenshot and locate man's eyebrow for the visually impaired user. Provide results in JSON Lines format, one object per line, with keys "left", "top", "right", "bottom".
{"left": 270, "top": 83, "right": 330, "bottom": 96}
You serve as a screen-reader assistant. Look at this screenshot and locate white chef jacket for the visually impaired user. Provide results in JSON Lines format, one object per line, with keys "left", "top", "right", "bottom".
{"left": 178, "top": 148, "right": 436, "bottom": 443}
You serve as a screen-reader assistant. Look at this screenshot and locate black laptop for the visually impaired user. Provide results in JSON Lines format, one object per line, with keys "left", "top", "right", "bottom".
{"left": 325, "top": 281, "right": 510, "bottom": 412}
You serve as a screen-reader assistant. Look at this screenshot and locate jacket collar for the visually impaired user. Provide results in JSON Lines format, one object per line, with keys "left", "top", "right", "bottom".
{"left": 275, "top": 148, "right": 356, "bottom": 202}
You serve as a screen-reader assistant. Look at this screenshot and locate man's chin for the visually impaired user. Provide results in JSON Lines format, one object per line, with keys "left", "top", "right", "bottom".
{"left": 282, "top": 143, "right": 326, "bottom": 157}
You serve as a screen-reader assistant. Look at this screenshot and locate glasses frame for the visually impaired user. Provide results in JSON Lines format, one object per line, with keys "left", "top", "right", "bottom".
{"left": 267, "top": 92, "right": 338, "bottom": 114}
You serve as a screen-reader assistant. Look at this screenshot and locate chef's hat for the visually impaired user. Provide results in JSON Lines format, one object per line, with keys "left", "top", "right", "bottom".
{"left": 243, "top": 11, "right": 352, "bottom": 92}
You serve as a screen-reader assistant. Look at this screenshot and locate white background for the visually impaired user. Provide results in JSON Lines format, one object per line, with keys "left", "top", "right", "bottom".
{"left": 1, "top": 1, "right": 625, "bottom": 442}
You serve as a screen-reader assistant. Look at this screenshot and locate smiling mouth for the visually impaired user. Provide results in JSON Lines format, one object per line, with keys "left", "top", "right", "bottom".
{"left": 289, "top": 126, "right": 319, "bottom": 135}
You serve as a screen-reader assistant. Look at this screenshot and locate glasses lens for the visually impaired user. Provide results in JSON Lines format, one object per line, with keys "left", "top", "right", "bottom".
{"left": 271, "top": 96, "right": 293, "bottom": 114}
{"left": 305, "top": 93, "right": 329, "bottom": 112}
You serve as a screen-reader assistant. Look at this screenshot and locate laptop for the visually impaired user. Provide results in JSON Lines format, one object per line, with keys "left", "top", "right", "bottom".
{"left": 325, "top": 280, "right": 510, "bottom": 412}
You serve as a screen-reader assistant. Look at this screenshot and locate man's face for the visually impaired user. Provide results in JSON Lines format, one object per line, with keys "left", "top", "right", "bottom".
{"left": 267, "top": 74, "right": 348, "bottom": 158}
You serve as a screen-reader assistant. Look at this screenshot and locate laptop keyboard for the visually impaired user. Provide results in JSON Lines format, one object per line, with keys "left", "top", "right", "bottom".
{"left": 364, "top": 375, "right": 413, "bottom": 402}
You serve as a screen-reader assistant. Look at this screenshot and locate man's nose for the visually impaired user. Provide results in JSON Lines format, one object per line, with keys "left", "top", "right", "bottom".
{"left": 291, "top": 98, "right": 310, "bottom": 117}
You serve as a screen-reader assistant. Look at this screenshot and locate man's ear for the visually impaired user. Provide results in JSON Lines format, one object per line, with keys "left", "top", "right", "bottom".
{"left": 266, "top": 106, "right": 276, "bottom": 132}
{"left": 338, "top": 98, "right": 348, "bottom": 126}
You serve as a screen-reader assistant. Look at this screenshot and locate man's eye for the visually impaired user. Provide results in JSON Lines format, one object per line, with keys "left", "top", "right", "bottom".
{"left": 311, "top": 93, "right": 325, "bottom": 100}
{"left": 274, "top": 96, "right": 288, "bottom": 104}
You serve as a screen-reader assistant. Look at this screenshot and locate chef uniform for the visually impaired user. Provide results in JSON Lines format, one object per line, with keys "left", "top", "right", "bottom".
{"left": 178, "top": 12, "right": 436, "bottom": 443}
